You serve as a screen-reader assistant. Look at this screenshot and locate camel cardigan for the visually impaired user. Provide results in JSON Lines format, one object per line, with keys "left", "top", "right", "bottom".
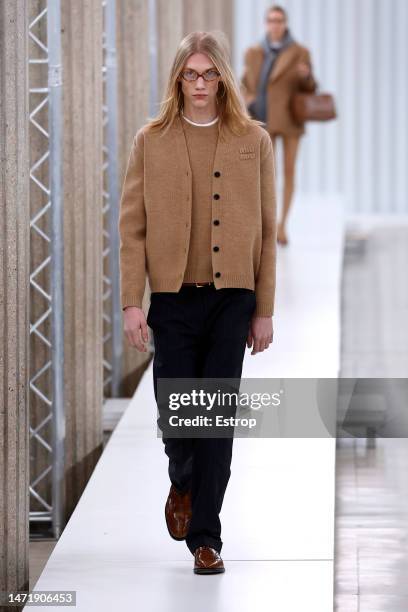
{"left": 118, "top": 113, "right": 277, "bottom": 317}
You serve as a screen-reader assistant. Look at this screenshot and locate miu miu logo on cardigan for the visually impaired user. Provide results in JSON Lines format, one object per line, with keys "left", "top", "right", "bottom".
{"left": 239, "top": 145, "right": 256, "bottom": 160}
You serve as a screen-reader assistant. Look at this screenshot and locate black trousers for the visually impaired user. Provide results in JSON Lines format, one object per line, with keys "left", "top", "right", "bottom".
{"left": 147, "top": 284, "right": 256, "bottom": 554}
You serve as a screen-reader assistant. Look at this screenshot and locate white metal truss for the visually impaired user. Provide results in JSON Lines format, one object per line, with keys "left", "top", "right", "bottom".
{"left": 102, "top": 0, "right": 122, "bottom": 398}
{"left": 28, "top": 0, "right": 65, "bottom": 538}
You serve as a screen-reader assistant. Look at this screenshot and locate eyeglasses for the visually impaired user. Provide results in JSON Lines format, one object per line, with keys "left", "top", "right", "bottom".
{"left": 180, "top": 68, "right": 220, "bottom": 82}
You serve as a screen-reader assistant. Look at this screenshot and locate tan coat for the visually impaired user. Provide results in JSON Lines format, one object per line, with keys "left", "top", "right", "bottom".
{"left": 240, "top": 42, "right": 317, "bottom": 137}
{"left": 118, "top": 114, "right": 277, "bottom": 317}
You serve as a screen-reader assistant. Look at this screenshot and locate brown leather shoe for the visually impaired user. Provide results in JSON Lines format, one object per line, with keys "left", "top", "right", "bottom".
{"left": 194, "top": 546, "right": 225, "bottom": 574}
{"left": 165, "top": 484, "right": 192, "bottom": 541}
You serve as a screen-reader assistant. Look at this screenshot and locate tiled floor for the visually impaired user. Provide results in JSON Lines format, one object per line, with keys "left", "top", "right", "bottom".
{"left": 335, "top": 220, "right": 408, "bottom": 611}
{"left": 335, "top": 438, "right": 408, "bottom": 611}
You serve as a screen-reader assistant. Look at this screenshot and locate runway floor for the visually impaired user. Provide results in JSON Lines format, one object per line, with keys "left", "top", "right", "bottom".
{"left": 31, "top": 195, "right": 344, "bottom": 611}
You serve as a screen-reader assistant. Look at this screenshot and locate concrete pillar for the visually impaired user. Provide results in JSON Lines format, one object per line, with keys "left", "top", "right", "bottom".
{"left": 157, "top": 0, "right": 183, "bottom": 98}
{"left": 116, "top": 0, "right": 151, "bottom": 396}
{"left": 182, "top": 0, "right": 234, "bottom": 53}
{"left": 60, "top": 0, "right": 104, "bottom": 518}
{"left": 0, "top": 0, "right": 30, "bottom": 601}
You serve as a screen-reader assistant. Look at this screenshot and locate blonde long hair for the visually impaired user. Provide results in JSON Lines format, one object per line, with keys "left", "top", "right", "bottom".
{"left": 145, "top": 30, "right": 263, "bottom": 136}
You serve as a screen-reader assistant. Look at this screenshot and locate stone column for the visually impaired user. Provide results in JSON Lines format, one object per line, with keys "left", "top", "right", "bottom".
{"left": 116, "top": 0, "right": 151, "bottom": 396}
{"left": 182, "top": 0, "right": 234, "bottom": 52}
{"left": 59, "top": 0, "right": 104, "bottom": 518}
{"left": 157, "top": 0, "right": 183, "bottom": 98}
{"left": 0, "top": 0, "right": 30, "bottom": 601}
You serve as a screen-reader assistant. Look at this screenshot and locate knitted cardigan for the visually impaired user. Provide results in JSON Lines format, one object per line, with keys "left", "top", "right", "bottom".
{"left": 118, "top": 113, "right": 277, "bottom": 317}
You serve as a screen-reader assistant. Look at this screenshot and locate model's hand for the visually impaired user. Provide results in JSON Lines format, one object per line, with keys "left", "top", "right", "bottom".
{"left": 297, "top": 61, "right": 311, "bottom": 79}
{"left": 247, "top": 316, "right": 274, "bottom": 355}
{"left": 123, "top": 306, "right": 150, "bottom": 352}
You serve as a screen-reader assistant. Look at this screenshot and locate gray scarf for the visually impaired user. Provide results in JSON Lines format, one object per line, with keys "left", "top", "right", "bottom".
{"left": 249, "top": 29, "right": 295, "bottom": 123}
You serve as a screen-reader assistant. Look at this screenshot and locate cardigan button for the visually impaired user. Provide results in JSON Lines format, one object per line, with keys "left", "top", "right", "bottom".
{"left": 213, "top": 246, "right": 219, "bottom": 252}
{"left": 215, "top": 272, "right": 221, "bottom": 278}
{"left": 213, "top": 219, "right": 220, "bottom": 225}
{"left": 213, "top": 193, "right": 220, "bottom": 200}
{"left": 214, "top": 171, "right": 221, "bottom": 177}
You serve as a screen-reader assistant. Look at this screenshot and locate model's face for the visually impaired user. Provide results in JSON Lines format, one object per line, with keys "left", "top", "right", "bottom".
{"left": 265, "top": 10, "right": 287, "bottom": 42}
{"left": 178, "top": 53, "right": 221, "bottom": 110}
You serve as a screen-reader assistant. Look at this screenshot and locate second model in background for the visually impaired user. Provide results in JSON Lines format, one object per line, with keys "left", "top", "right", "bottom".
{"left": 240, "top": 3, "right": 317, "bottom": 246}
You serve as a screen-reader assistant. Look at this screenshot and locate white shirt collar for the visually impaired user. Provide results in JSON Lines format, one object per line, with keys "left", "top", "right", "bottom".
{"left": 181, "top": 111, "right": 219, "bottom": 127}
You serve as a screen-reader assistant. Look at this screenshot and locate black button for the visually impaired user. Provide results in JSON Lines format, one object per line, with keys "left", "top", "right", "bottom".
{"left": 213, "top": 246, "right": 219, "bottom": 252}
{"left": 213, "top": 219, "right": 220, "bottom": 225}
{"left": 215, "top": 272, "right": 221, "bottom": 278}
{"left": 214, "top": 171, "right": 221, "bottom": 177}
{"left": 213, "top": 193, "right": 220, "bottom": 200}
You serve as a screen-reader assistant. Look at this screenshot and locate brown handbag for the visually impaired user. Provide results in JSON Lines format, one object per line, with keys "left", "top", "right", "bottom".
{"left": 290, "top": 91, "right": 337, "bottom": 124}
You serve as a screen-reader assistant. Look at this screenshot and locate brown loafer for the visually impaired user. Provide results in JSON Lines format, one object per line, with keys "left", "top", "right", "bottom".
{"left": 165, "top": 484, "right": 192, "bottom": 541}
{"left": 194, "top": 546, "right": 225, "bottom": 574}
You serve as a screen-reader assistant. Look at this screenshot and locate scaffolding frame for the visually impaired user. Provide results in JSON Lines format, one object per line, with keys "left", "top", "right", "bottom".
{"left": 102, "top": 0, "right": 122, "bottom": 398}
{"left": 28, "top": 0, "right": 65, "bottom": 538}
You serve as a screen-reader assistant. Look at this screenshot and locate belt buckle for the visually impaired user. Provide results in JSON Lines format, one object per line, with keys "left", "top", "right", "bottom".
{"left": 195, "top": 282, "right": 207, "bottom": 288}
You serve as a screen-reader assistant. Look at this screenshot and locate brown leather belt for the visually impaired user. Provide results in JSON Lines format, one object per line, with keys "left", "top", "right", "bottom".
{"left": 182, "top": 282, "right": 214, "bottom": 288}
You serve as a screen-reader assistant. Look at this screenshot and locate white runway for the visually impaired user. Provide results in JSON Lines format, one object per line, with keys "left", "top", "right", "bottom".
{"left": 31, "top": 195, "right": 344, "bottom": 611}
